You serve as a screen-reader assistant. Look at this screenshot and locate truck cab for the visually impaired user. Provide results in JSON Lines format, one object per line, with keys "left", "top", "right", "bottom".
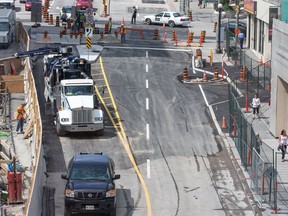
{"left": 43, "top": 54, "right": 104, "bottom": 136}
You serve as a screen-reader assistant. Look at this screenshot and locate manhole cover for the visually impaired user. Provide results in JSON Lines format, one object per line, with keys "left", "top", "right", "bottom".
{"left": 142, "top": 0, "right": 165, "bottom": 4}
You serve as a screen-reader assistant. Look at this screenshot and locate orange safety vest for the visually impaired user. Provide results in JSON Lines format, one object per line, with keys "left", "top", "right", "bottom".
{"left": 120, "top": 26, "right": 126, "bottom": 35}
{"left": 17, "top": 105, "right": 25, "bottom": 119}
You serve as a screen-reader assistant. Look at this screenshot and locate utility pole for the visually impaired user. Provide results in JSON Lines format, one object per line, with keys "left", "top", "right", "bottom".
{"left": 235, "top": 0, "right": 240, "bottom": 48}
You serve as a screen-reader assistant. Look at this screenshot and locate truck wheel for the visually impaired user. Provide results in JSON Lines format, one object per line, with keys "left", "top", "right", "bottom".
{"left": 64, "top": 209, "right": 71, "bottom": 216}
{"left": 110, "top": 208, "right": 116, "bottom": 216}
{"left": 96, "top": 128, "right": 104, "bottom": 136}
{"left": 56, "top": 121, "right": 66, "bottom": 136}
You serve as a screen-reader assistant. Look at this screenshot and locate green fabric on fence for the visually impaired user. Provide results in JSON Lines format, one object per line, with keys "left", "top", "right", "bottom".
{"left": 0, "top": 132, "right": 10, "bottom": 136}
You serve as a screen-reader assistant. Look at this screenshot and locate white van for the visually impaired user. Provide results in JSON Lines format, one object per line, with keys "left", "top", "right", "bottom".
{"left": 0, "top": 8, "right": 16, "bottom": 48}
{"left": 0, "top": 0, "right": 15, "bottom": 9}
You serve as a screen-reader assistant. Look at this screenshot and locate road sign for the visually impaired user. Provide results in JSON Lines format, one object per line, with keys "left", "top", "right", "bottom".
{"left": 86, "top": 37, "right": 91, "bottom": 49}
{"left": 85, "top": 27, "right": 93, "bottom": 38}
{"left": 86, "top": 16, "right": 94, "bottom": 25}
{"left": 86, "top": 8, "right": 93, "bottom": 15}
{"left": 86, "top": 8, "right": 94, "bottom": 25}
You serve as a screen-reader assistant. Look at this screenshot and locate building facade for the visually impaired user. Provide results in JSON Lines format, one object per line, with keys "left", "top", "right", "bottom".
{"left": 270, "top": 19, "right": 288, "bottom": 136}
{"left": 244, "top": 0, "right": 280, "bottom": 62}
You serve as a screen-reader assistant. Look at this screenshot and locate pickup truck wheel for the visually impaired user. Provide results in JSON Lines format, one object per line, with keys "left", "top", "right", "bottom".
{"left": 96, "top": 128, "right": 104, "bottom": 136}
{"left": 110, "top": 207, "right": 116, "bottom": 216}
{"left": 168, "top": 21, "right": 175, "bottom": 27}
{"left": 145, "top": 18, "right": 152, "bottom": 25}
{"left": 56, "top": 121, "right": 66, "bottom": 136}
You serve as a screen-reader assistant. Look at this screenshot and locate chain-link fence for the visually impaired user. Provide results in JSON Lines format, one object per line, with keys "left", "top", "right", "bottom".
{"left": 250, "top": 149, "right": 265, "bottom": 206}
{"left": 228, "top": 80, "right": 277, "bottom": 210}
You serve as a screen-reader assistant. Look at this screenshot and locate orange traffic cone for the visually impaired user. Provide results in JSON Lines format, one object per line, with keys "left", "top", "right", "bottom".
{"left": 259, "top": 57, "right": 263, "bottom": 66}
{"left": 199, "top": 36, "right": 203, "bottom": 47}
{"left": 174, "top": 35, "right": 178, "bottom": 47}
{"left": 122, "top": 17, "right": 125, "bottom": 25}
{"left": 221, "top": 116, "right": 228, "bottom": 129}
{"left": 162, "top": 22, "right": 165, "bottom": 29}
{"left": 163, "top": 32, "right": 167, "bottom": 43}
{"left": 203, "top": 70, "right": 207, "bottom": 81}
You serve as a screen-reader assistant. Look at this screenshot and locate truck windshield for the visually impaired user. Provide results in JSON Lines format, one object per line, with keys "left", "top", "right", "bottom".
{"left": 65, "top": 85, "right": 93, "bottom": 96}
{"left": 0, "top": 22, "right": 9, "bottom": 31}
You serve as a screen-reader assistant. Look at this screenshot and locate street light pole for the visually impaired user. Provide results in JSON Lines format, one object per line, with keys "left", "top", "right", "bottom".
{"left": 235, "top": 0, "right": 240, "bottom": 48}
{"left": 216, "top": 3, "right": 223, "bottom": 54}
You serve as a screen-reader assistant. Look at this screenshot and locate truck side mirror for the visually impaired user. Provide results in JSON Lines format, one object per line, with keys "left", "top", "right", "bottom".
{"left": 61, "top": 174, "right": 68, "bottom": 179}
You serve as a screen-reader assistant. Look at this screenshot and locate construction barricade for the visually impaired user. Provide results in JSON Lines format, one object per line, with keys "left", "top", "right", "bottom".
{"left": 153, "top": 28, "right": 159, "bottom": 40}
{"left": 182, "top": 67, "right": 189, "bottom": 82}
{"left": 214, "top": 67, "right": 219, "bottom": 80}
{"left": 201, "top": 30, "right": 206, "bottom": 43}
{"left": 55, "top": 16, "right": 60, "bottom": 27}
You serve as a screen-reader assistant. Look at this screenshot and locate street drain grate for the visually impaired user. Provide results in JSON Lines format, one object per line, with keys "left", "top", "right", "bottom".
{"left": 142, "top": 0, "right": 165, "bottom": 4}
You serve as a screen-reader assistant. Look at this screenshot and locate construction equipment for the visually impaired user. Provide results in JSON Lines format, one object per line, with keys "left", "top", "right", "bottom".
{"left": 43, "top": 47, "right": 104, "bottom": 136}
{"left": 13, "top": 47, "right": 59, "bottom": 58}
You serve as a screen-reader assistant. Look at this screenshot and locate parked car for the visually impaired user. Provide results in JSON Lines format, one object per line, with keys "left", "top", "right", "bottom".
{"left": 0, "top": 0, "right": 15, "bottom": 9}
{"left": 61, "top": 152, "right": 120, "bottom": 216}
{"left": 25, "top": 0, "right": 40, "bottom": 11}
{"left": 75, "top": 0, "right": 92, "bottom": 10}
{"left": 143, "top": 11, "right": 190, "bottom": 27}
{"left": 222, "top": 21, "right": 247, "bottom": 37}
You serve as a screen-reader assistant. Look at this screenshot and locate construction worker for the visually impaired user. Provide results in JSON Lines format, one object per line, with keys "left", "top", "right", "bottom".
{"left": 119, "top": 24, "right": 126, "bottom": 43}
{"left": 16, "top": 103, "right": 26, "bottom": 134}
{"left": 108, "top": 17, "right": 112, "bottom": 34}
{"left": 238, "top": 31, "right": 245, "bottom": 49}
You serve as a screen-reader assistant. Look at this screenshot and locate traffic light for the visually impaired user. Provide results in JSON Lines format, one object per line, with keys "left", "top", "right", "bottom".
{"left": 102, "top": 0, "right": 106, "bottom": 4}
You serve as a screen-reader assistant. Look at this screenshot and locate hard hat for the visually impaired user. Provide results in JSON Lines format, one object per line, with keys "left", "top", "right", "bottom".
{"left": 21, "top": 103, "right": 26, "bottom": 106}
{"left": 121, "top": 24, "right": 124, "bottom": 26}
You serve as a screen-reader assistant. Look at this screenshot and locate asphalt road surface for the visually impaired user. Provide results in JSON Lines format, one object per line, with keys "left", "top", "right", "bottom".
{"left": 29, "top": 44, "right": 254, "bottom": 216}
{"left": 3, "top": 0, "right": 255, "bottom": 215}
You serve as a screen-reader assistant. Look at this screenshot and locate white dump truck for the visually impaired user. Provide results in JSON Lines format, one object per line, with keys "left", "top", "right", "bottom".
{"left": 43, "top": 48, "right": 104, "bottom": 136}
{"left": 0, "top": 8, "right": 15, "bottom": 48}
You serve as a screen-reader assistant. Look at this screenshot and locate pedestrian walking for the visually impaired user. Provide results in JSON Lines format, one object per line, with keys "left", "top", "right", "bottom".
{"left": 131, "top": 6, "right": 137, "bottom": 24}
{"left": 238, "top": 31, "right": 245, "bottom": 49}
{"left": 61, "top": 11, "right": 67, "bottom": 23}
{"left": 252, "top": 94, "right": 261, "bottom": 119}
{"left": 203, "top": 0, "right": 207, "bottom": 8}
{"left": 119, "top": 24, "right": 126, "bottom": 43}
{"left": 16, "top": 103, "right": 26, "bottom": 134}
{"left": 108, "top": 17, "right": 112, "bottom": 34}
{"left": 255, "top": 133, "right": 262, "bottom": 155}
{"left": 278, "top": 129, "right": 287, "bottom": 162}
{"left": 198, "top": 0, "right": 203, "bottom": 8}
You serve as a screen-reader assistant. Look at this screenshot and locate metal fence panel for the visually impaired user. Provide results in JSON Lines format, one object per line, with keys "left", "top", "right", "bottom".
{"left": 250, "top": 148, "right": 265, "bottom": 206}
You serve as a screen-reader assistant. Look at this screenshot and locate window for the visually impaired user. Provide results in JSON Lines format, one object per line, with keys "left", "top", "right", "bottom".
{"left": 173, "top": 13, "right": 181, "bottom": 17}
{"left": 70, "top": 163, "right": 110, "bottom": 180}
{"left": 65, "top": 85, "right": 93, "bottom": 96}
{"left": 164, "top": 13, "right": 170, "bottom": 18}
{"left": 0, "top": 22, "right": 9, "bottom": 31}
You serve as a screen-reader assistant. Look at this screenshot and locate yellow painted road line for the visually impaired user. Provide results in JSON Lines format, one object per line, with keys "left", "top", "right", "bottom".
{"left": 95, "top": 57, "right": 152, "bottom": 216}
{"left": 99, "top": 57, "right": 126, "bottom": 139}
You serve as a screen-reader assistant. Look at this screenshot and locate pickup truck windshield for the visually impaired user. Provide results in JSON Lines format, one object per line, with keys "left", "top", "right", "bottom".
{"left": 0, "top": 22, "right": 9, "bottom": 31}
